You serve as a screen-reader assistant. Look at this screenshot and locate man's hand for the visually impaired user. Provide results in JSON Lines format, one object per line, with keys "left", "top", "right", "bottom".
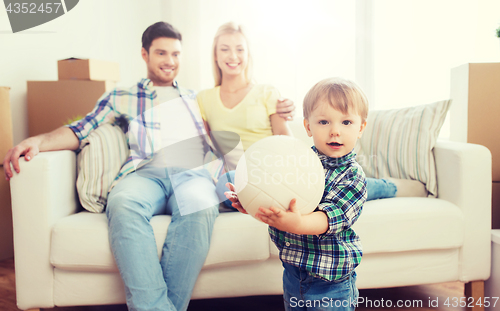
{"left": 224, "top": 182, "right": 248, "bottom": 214}
{"left": 3, "top": 126, "right": 80, "bottom": 181}
{"left": 256, "top": 199, "right": 303, "bottom": 233}
{"left": 276, "top": 98, "right": 296, "bottom": 121}
{"left": 3, "top": 137, "right": 42, "bottom": 180}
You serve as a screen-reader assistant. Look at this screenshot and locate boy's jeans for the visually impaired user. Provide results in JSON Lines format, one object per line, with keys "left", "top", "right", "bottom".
{"left": 106, "top": 166, "right": 219, "bottom": 311}
{"left": 216, "top": 171, "right": 397, "bottom": 208}
{"left": 282, "top": 263, "right": 358, "bottom": 311}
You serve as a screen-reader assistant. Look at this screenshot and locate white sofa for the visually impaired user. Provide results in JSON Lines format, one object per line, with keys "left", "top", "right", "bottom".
{"left": 10, "top": 123, "right": 492, "bottom": 310}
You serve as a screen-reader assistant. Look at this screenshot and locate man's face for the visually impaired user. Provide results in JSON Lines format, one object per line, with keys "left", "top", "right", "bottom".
{"left": 142, "top": 37, "right": 182, "bottom": 86}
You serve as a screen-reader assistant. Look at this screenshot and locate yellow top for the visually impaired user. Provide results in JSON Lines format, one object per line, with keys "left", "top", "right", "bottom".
{"left": 197, "top": 84, "right": 279, "bottom": 152}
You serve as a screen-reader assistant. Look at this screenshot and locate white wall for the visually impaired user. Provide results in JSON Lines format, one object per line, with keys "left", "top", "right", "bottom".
{"left": 372, "top": 0, "right": 500, "bottom": 110}
{"left": 0, "top": 0, "right": 163, "bottom": 144}
{"left": 3, "top": 0, "right": 499, "bottom": 144}
{"left": 370, "top": 0, "right": 500, "bottom": 138}
{"left": 166, "top": 0, "right": 500, "bottom": 139}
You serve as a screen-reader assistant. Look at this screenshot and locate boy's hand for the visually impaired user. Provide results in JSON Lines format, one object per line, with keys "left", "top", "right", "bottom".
{"left": 256, "top": 199, "right": 303, "bottom": 233}
{"left": 224, "top": 183, "right": 248, "bottom": 214}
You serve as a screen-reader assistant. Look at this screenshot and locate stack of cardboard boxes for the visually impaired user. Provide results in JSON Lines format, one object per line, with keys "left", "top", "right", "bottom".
{"left": 27, "top": 58, "right": 120, "bottom": 136}
{"left": 0, "top": 87, "right": 14, "bottom": 260}
{"left": 450, "top": 63, "right": 500, "bottom": 229}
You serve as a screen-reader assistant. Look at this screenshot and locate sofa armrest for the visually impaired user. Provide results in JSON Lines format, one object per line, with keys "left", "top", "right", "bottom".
{"left": 434, "top": 140, "right": 491, "bottom": 282}
{"left": 10, "top": 150, "right": 78, "bottom": 310}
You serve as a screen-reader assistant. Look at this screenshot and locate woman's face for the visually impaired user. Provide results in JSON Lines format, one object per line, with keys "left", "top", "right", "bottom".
{"left": 215, "top": 32, "right": 248, "bottom": 79}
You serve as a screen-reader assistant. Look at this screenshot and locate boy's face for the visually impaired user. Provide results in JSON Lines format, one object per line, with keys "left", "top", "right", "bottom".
{"left": 304, "top": 99, "right": 367, "bottom": 158}
{"left": 142, "top": 37, "right": 182, "bottom": 86}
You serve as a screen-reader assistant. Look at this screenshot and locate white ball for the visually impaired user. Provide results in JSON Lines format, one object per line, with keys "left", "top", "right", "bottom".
{"left": 234, "top": 135, "right": 325, "bottom": 220}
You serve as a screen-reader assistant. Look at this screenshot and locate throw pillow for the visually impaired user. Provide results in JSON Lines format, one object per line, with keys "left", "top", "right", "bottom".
{"left": 76, "top": 123, "right": 129, "bottom": 213}
{"left": 355, "top": 99, "right": 452, "bottom": 197}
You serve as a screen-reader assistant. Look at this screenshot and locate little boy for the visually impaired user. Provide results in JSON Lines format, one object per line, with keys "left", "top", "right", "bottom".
{"left": 226, "top": 77, "right": 368, "bottom": 311}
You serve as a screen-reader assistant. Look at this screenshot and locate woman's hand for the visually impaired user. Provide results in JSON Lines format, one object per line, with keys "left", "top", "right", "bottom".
{"left": 224, "top": 182, "right": 247, "bottom": 214}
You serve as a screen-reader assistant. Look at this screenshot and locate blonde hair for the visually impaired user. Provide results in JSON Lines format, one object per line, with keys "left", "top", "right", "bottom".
{"left": 303, "top": 77, "right": 369, "bottom": 122}
{"left": 212, "top": 22, "right": 253, "bottom": 86}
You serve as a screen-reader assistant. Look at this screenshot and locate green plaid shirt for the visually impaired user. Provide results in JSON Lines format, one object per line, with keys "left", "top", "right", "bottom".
{"left": 269, "top": 147, "right": 366, "bottom": 281}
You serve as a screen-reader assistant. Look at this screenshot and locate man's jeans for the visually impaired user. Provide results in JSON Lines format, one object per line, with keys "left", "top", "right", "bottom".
{"left": 282, "top": 263, "right": 358, "bottom": 311}
{"left": 106, "top": 166, "right": 219, "bottom": 311}
{"left": 216, "top": 171, "right": 398, "bottom": 209}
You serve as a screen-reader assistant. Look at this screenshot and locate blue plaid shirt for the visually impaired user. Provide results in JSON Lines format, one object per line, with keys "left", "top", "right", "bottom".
{"left": 67, "top": 78, "right": 223, "bottom": 192}
{"left": 269, "top": 147, "right": 366, "bottom": 281}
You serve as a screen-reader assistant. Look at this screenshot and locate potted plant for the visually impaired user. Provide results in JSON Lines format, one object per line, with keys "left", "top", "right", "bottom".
{"left": 497, "top": 26, "right": 500, "bottom": 43}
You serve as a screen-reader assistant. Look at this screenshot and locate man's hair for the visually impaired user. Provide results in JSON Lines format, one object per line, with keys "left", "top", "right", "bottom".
{"left": 303, "top": 77, "right": 369, "bottom": 122}
{"left": 142, "top": 22, "right": 182, "bottom": 53}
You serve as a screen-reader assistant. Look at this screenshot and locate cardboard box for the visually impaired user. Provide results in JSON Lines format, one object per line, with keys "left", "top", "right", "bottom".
{"left": 0, "top": 87, "right": 13, "bottom": 161}
{"left": 58, "top": 58, "right": 120, "bottom": 82}
{"left": 0, "top": 166, "right": 13, "bottom": 260}
{"left": 450, "top": 63, "right": 500, "bottom": 181}
{"left": 27, "top": 80, "right": 115, "bottom": 136}
{"left": 493, "top": 182, "right": 500, "bottom": 229}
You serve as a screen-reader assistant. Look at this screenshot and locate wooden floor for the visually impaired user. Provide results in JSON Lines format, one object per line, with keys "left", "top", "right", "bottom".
{"left": 0, "top": 257, "right": 467, "bottom": 311}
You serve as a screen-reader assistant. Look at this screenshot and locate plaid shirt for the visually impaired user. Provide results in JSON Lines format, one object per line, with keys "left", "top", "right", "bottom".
{"left": 269, "top": 147, "right": 366, "bottom": 282}
{"left": 67, "top": 78, "right": 223, "bottom": 192}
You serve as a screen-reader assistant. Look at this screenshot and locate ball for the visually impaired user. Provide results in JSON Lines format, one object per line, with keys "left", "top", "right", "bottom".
{"left": 234, "top": 135, "right": 325, "bottom": 219}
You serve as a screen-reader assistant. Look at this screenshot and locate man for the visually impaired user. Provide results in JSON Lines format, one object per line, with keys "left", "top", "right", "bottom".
{"left": 3, "top": 22, "right": 294, "bottom": 311}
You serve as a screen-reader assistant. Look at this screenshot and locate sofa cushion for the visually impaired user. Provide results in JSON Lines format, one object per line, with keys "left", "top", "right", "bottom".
{"left": 50, "top": 211, "right": 270, "bottom": 272}
{"left": 352, "top": 197, "right": 464, "bottom": 254}
{"left": 51, "top": 197, "right": 464, "bottom": 271}
{"left": 355, "top": 100, "right": 452, "bottom": 197}
{"left": 270, "top": 197, "right": 464, "bottom": 256}
{"left": 76, "top": 123, "right": 129, "bottom": 213}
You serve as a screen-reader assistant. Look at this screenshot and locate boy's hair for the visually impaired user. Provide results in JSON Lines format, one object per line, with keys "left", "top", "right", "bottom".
{"left": 142, "top": 22, "right": 182, "bottom": 53}
{"left": 303, "top": 77, "right": 369, "bottom": 122}
{"left": 212, "top": 22, "right": 253, "bottom": 86}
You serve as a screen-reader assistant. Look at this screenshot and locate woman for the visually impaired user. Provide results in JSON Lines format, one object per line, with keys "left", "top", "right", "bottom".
{"left": 197, "top": 22, "right": 291, "bottom": 154}
{"left": 197, "top": 22, "right": 293, "bottom": 207}
{"left": 197, "top": 22, "right": 426, "bottom": 208}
